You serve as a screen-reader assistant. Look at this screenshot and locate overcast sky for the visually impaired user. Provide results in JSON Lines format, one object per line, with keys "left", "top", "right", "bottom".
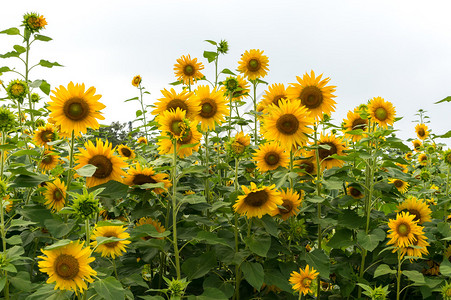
{"left": 1, "top": 0, "right": 451, "bottom": 146}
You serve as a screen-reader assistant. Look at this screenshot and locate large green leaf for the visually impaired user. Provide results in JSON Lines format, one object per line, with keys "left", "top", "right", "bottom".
{"left": 9, "top": 271, "right": 31, "bottom": 292}
{"left": 327, "top": 228, "right": 354, "bottom": 249}
{"left": 241, "top": 262, "right": 264, "bottom": 290}
{"left": 38, "top": 59, "right": 63, "bottom": 68}
{"left": 374, "top": 264, "right": 396, "bottom": 278}
{"left": 440, "top": 258, "right": 451, "bottom": 277}
{"left": 357, "top": 228, "right": 385, "bottom": 251}
{"left": 187, "top": 287, "right": 227, "bottom": 300}
{"left": 403, "top": 270, "right": 425, "bottom": 284}
{"left": 245, "top": 234, "right": 271, "bottom": 257}
{"left": 0, "top": 28, "right": 20, "bottom": 35}
{"left": 304, "top": 249, "right": 330, "bottom": 277}
{"left": 92, "top": 277, "right": 125, "bottom": 300}
{"left": 44, "top": 218, "right": 77, "bottom": 238}
{"left": 182, "top": 251, "right": 216, "bottom": 280}
{"left": 435, "top": 96, "right": 451, "bottom": 104}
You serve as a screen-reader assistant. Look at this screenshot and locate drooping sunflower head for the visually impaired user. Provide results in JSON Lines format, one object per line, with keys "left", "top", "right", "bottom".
{"left": 233, "top": 182, "right": 282, "bottom": 219}
{"left": 343, "top": 109, "right": 368, "bottom": 142}
{"left": 412, "top": 139, "right": 422, "bottom": 152}
{"left": 23, "top": 12, "right": 47, "bottom": 33}
{"left": 74, "top": 139, "right": 127, "bottom": 187}
{"left": 124, "top": 162, "right": 171, "bottom": 194}
{"left": 315, "top": 133, "right": 346, "bottom": 170}
{"left": 136, "top": 217, "right": 166, "bottom": 240}
{"left": 367, "top": 96, "right": 396, "bottom": 128}
{"left": 222, "top": 76, "right": 250, "bottom": 101}
{"left": 33, "top": 123, "right": 58, "bottom": 148}
{"left": 387, "top": 211, "right": 425, "bottom": 249}
{"left": 418, "top": 153, "right": 428, "bottom": 166}
{"left": 415, "top": 123, "right": 429, "bottom": 140}
{"left": 286, "top": 70, "right": 337, "bottom": 120}
{"left": 91, "top": 225, "right": 131, "bottom": 259}
{"left": 443, "top": 149, "right": 451, "bottom": 166}
{"left": 260, "top": 83, "right": 289, "bottom": 112}
{"left": 38, "top": 240, "right": 96, "bottom": 294}
{"left": 388, "top": 178, "right": 409, "bottom": 194}
{"left": 261, "top": 99, "right": 314, "bottom": 150}
{"left": 193, "top": 85, "right": 229, "bottom": 131}
{"left": 117, "top": 144, "right": 136, "bottom": 160}
{"left": 289, "top": 265, "right": 319, "bottom": 296}
{"left": 347, "top": 184, "right": 364, "bottom": 199}
{"left": 43, "top": 178, "right": 67, "bottom": 212}
{"left": 0, "top": 106, "right": 17, "bottom": 133}
{"left": 6, "top": 79, "right": 28, "bottom": 101}
{"left": 397, "top": 196, "right": 432, "bottom": 224}
{"left": 71, "top": 189, "right": 100, "bottom": 220}
{"left": 270, "top": 189, "right": 303, "bottom": 220}
{"left": 152, "top": 88, "right": 198, "bottom": 120}
{"left": 228, "top": 131, "right": 251, "bottom": 157}
{"left": 131, "top": 75, "right": 142, "bottom": 87}
{"left": 253, "top": 142, "right": 289, "bottom": 172}
{"left": 39, "top": 150, "right": 60, "bottom": 171}
{"left": 48, "top": 82, "right": 106, "bottom": 137}
{"left": 137, "top": 136, "right": 148, "bottom": 144}
{"left": 173, "top": 54, "right": 204, "bottom": 85}
{"left": 237, "top": 49, "right": 269, "bottom": 80}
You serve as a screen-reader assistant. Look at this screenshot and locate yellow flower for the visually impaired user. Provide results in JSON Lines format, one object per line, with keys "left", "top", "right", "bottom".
{"left": 237, "top": 49, "right": 269, "bottom": 80}
{"left": 343, "top": 109, "right": 368, "bottom": 142}
{"left": 39, "top": 150, "right": 60, "bottom": 171}
{"left": 444, "top": 149, "right": 451, "bottom": 166}
{"left": 259, "top": 83, "right": 289, "bottom": 112}
{"left": 315, "top": 133, "right": 346, "bottom": 170}
{"left": 347, "top": 185, "right": 364, "bottom": 199}
{"left": 418, "top": 153, "right": 428, "bottom": 166}
{"left": 253, "top": 142, "right": 289, "bottom": 172}
{"left": 192, "top": 85, "right": 229, "bottom": 131}
{"left": 397, "top": 196, "right": 432, "bottom": 224}
{"left": 415, "top": 123, "right": 429, "bottom": 140}
{"left": 136, "top": 217, "right": 166, "bottom": 240}
{"left": 137, "top": 136, "right": 148, "bottom": 144}
{"left": 387, "top": 211, "right": 424, "bottom": 249}
{"left": 367, "top": 96, "right": 396, "bottom": 128}
{"left": 33, "top": 124, "right": 58, "bottom": 148}
{"left": 132, "top": 75, "right": 142, "bottom": 87}
{"left": 23, "top": 12, "right": 47, "bottom": 32}
{"left": 289, "top": 265, "right": 319, "bottom": 296}
{"left": 412, "top": 139, "right": 422, "bottom": 152}
{"left": 124, "top": 162, "right": 171, "bottom": 194}
{"left": 48, "top": 82, "right": 105, "bottom": 137}
{"left": 173, "top": 54, "right": 204, "bottom": 85}
{"left": 388, "top": 178, "right": 409, "bottom": 194}
{"left": 400, "top": 233, "right": 429, "bottom": 260}
{"left": 295, "top": 156, "right": 317, "bottom": 177}
{"left": 117, "top": 144, "right": 135, "bottom": 160}
{"left": 43, "top": 178, "right": 67, "bottom": 212}
{"left": 74, "top": 139, "right": 128, "bottom": 187}
{"left": 152, "top": 88, "right": 198, "bottom": 120}
{"left": 91, "top": 225, "right": 131, "bottom": 259}
{"left": 233, "top": 182, "right": 282, "bottom": 219}
{"left": 229, "top": 131, "right": 251, "bottom": 156}
{"left": 270, "top": 189, "right": 303, "bottom": 220}
{"left": 38, "top": 240, "right": 96, "bottom": 294}
{"left": 404, "top": 152, "right": 413, "bottom": 160}
{"left": 223, "top": 75, "right": 250, "bottom": 101}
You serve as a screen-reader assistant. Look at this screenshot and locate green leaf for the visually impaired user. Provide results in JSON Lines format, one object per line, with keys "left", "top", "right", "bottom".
{"left": 323, "top": 179, "right": 343, "bottom": 190}
{"left": 195, "top": 231, "right": 232, "bottom": 248}
{"left": 136, "top": 110, "right": 143, "bottom": 117}
{"left": 0, "top": 276, "right": 6, "bottom": 292}
{"left": 0, "top": 51, "right": 20, "bottom": 58}
{"left": 124, "top": 96, "right": 139, "bottom": 103}
{"left": 19, "top": 205, "right": 53, "bottom": 226}
{"left": 434, "top": 130, "right": 451, "bottom": 139}
{"left": 440, "top": 258, "right": 451, "bottom": 277}
{"left": 38, "top": 59, "right": 63, "bottom": 68}
{"left": 180, "top": 165, "right": 207, "bottom": 176}
{"left": 30, "top": 79, "right": 43, "bottom": 88}
{"left": 203, "top": 51, "right": 218, "bottom": 63}
{"left": 435, "top": 96, "right": 451, "bottom": 104}
{"left": 131, "top": 224, "right": 171, "bottom": 239}
{"left": 246, "top": 235, "right": 270, "bottom": 257}
{"left": 403, "top": 270, "right": 425, "bottom": 284}
{"left": 241, "top": 262, "right": 264, "bottom": 290}
{"left": 264, "top": 269, "right": 293, "bottom": 292}
{"left": 220, "top": 68, "right": 236, "bottom": 75}
{"left": 12, "top": 149, "right": 41, "bottom": 156}
{"left": 180, "top": 194, "right": 207, "bottom": 205}
{"left": 6, "top": 235, "right": 22, "bottom": 245}
{"left": 338, "top": 210, "right": 365, "bottom": 229}
{"left": 327, "top": 228, "right": 354, "bottom": 249}
{"left": 304, "top": 249, "right": 330, "bottom": 277}
{"left": 306, "top": 195, "right": 325, "bottom": 203}
{"left": 374, "top": 264, "right": 396, "bottom": 277}
{"left": 88, "top": 180, "right": 129, "bottom": 200}
{"left": 39, "top": 80, "right": 51, "bottom": 95}
{"left": 43, "top": 239, "right": 73, "bottom": 251}
{"left": 0, "top": 28, "right": 20, "bottom": 35}
{"left": 34, "top": 34, "right": 52, "bottom": 42}
{"left": 92, "top": 277, "right": 125, "bottom": 300}
{"left": 204, "top": 39, "right": 217, "bottom": 45}
{"left": 12, "top": 174, "right": 49, "bottom": 187}
{"left": 9, "top": 219, "right": 37, "bottom": 227}
{"left": 75, "top": 164, "right": 97, "bottom": 177}
{"left": 182, "top": 251, "right": 216, "bottom": 280}
{"left": 260, "top": 215, "right": 279, "bottom": 237}
{"left": 9, "top": 271, "right": 31, "bottom": 292}
{"left": 26, "top": 284, "right": 72, "bottom": 300}
{"left": 187, "top": 287, "right": 227, "bottom": 300}
{"left": 44, "top": 218, "right": 77, "bottom": 238}
{"left": 0, "top": 66, "right": 11, "bottom": 73}
{"left": 203, "top": 275, "right": 234, "bottom": 299}
{"left": 357, "top": 228, "right": 385, "bottom": 251}
{"left": 13, "top": 45, "right": 26, "bottom": 54}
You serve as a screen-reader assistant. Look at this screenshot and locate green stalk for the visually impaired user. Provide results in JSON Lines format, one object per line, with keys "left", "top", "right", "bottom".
{"left": 233, "top": 158, "right": 241, "bottom": 300}
{"left": 289, "top": 149, "right": 294, "bottom": 189}
{"left": 25, "top": 37, "right": 35, "bottom": 130}
{"left": 396, "top": 250, "right": 402, "bottom": 300}
{"left": 205, "top": 131, "right": 211, "bottom": 204}
{"left": 228, "top": 94, "right": 233, "bottom": 138}
{"left": 313, "top": 124, "right": 322, "bottom": 298}
{"left": 66, "top": 130, "right": 76, "bottom": 191}
{"left": 85, "top": 219, "right": 90, "bottom": 247}
{"left": 112, "top": 259, "right": 119, "bottom": 279}
{"left": 171, "top": 139, "right": 181, "bottom": 279}
{"left": 252, "top": 81, "right": 258, "bottom": 146}
{"left": 0, "top": 131, "right": 8, "bottom": 300}
{"left": 445, "top": 167, "right": 450, "bottom": 219}
{"left": 139, "top": 85, "right": 149, "bottom": 141}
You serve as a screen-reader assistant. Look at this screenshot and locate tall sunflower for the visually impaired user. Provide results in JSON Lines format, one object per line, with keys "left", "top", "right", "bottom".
{"left": 158, "top": 129, "right": 202, "bottom": 158}
{"left": 412, "top": 139, "right": 422, "bottom": 152}
{"left": 152, "top": 88, "right": 198, "bottom": 120}
{"left": 397, "top": 196, "right": 432, "bottom": 224}
{"left": 223, "top": 75, "right": 250, "bottom": 101}
{"left": 418, "top": 153, "right": 428, "bottom": 166}
{"left": 367, "top": 96, "right": 396, "bottom": 128}
{"left": 261, "top": 99, "right": 314, "bottom": 150}
{"left": 173, "top": 54, "right": 205, "bottom": 85}
{"left": 259, "top": 83, "right": 289, "bottom": 112}
{"left": 33, "top": 124, "right": 58, "bottom": 148}
{"left": 253, "top": 142, "right": 289, "bottom": 172}
{"left": 415, "top": 123, "right": 429, "bottom": 140}
{"left": 237, "top": 49, "right": 269, "bottom": 80}
{"left": 387, "top": 211, "right": 424, "bottom": 248}
{"left": 38, "top": 240, "right": 96, "bottom": 293}
{"left": 192, "top": 85, "right": 229, "bottom": 131}
{"left": 131, "top": 75, "right": 142, "bottom": 87}
{"left": 124, "top": 162, "right": 171, "bottom": 194}
{"left": 270, "top": 189, "right": 303, "bottom": 220}
{"left": 117, "top": 144, "right": 135, "bottom": 160}
{"left": 400, "top": 233, "right": 429, "bottom": 260}
{"left": 233, "top": 182, "right": 282, "bottom": 219}
{"left": 137, "top": 136, "right": 148, "bottom": 144}
{"left": 388, "top": 178, "right": 409, "bottom": 194}
{"left": 136, "top": 217, "right": 166, "bottom": 240}
{"left": 74, "top": 139, "right": 127, "bottom": 187}
{"left": 286, "top": 71, "right": 336, "bottom": 120}
{"left": 43, "top": 178, "right": 67, "bottom": 212}
{"left": 48, "top": 82, "right": 105, "bottom": 137}
{"left": 39, "top": 150, "right": 60, "bottom": 171}
{"left": 229, "top": 131, "right": 251, "bottom": 157}
{"left": 289, "top": 265, "right": 319, "bottom": 296}
{"left": 315, "top": 133, "right": 346, "bottom": 169}
{"left": 90, "top": 225, "right": 131, "bottom": 259}
{"left": 343, "top": 109, "right": 368, "bottom": 142}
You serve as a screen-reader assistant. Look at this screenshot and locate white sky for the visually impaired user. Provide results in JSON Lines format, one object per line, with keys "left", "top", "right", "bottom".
{"left": 2, "top": 0, "right": 451, "bottom": 146}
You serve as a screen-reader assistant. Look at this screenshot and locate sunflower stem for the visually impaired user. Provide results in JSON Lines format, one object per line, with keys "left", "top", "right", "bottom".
{"left": 66, "top": 130, "right": 76, "bottom": 192}
{"left": 25, "top": 37, "right": 35, "bottom": 131}
{"left": 171, "top": 139, "right": 181, "bottom": 280}
{"left": 313, "top": 123, "right": 322, "bottom": 299}
{"left": 228, "top": 94, "right": 233, "bottom": 140}
{"left": 1, "top": 131, "right": 5, "bottom": 179}
{"left": 85, "top": 219, "right": 90, "bottom": 247}
{"left": 138, "top": 84, "right": 149, "bottom": 141}
{"left": 112, "top": 258, "right": 119, "bottom": 280}
{"left": 289, "top": 149, "right": 294, "bottom": 190}
{"left": 252, "top": 81, "right": 258, "bottom": 146}
{"left": 205, "top": 131, "right": 211, "bottom": 204}
{"left": 445, "top": 167, "right": 450, "bottom": 219}
{"left": 396, "top": 250, "right": 402, "bottom": 300}
{"left": 0, "top": 131, "right": 8, "bottom": 300}
{"left": 233, "top": 158, "right": 241, "bottom": 300}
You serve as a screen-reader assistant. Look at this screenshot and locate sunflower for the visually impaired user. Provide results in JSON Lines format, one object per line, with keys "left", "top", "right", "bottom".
{"left": 347, "top": 184, "right": 364, "bottom": 199}
{"left": 74, "top": 139, "right": 127, "bottom": 187}
{"left": 253, "top": 142, "right": 289, "bottom": 172}
{"left": 131, "top": 75, "right": 142, "bottom": 87}
{"left": 23, "top": 12, "right": 47, "bottom": 33}
{"left": 315, "top": 133, "right": 346, "bottom": 169}
{"left": 260, "top": 83, "right": 289, "bottom": 112}
{"left": 48, "top": 82, "right": 105, "bottom": 137}
{"left": 39, "top": 150, "right": 60, "bottom": 171}
{"left": 237, "top": 49, "right": 269, "bottom": 80}
{"left": 412, "top": 139, "right": 422, "bottom": 152}
{"left": 33, "top": 123, "right": 58, "bottom": 148}
{"left": 261, "top": 99, "right": 314, "bottom": 150}
{"left": 397, "top": 196, "right": 432, "bottom": 224}
{"left": 444, "top": 149, "right": 451, "bottom": 166}
{"left": 38, "top": 240, "right": 96, "bottom": 293}
{"left": 43, "top": 178, "right": 67, "bottom": 212}
{"left": 223, "top": 76, "right": 250, "bottom": 101}
{"left": 270, "top": 189, "right": 303, "bottom": 220}
{"left": 124, "top": 162, "right": 171, "bottom": 194}
{"left": 388, "top": 178, "right": 409, "bottom": 194}
{"left": 229, "top": 131, "right": 251, "bottom": 157}
{"left": 286, "top": 71, "right": 336, "bottom": 120}
{"left": 158, "top": 127, "right": 202, "bottom": 158}
{"left": 367, "top": 97, "right": 396, "bottom": 128}
{"left": 173, "top": 54, "right": 205, "bottom": 85}
{"left": 91, "top": 225, "right": 131, "bottom": 259}
{"left": 294, "top": 156, "right": 317, "bottom": 177}
{"left": 418, "top": 153, "right": 428, "bottom": 166}
{"left": 233, "top": 182, "right": 282, "bottom": 219}
{"left": 400, "top": 233, "right": 429, "bottom": 260}
{"left": 152, "top": 88, "right": 198, "bottom": 120}
{"left": 137, "top": 136, "right": 148, "bottom": 144}
{"left": 404, "top": 152, "right": 413, "bottom": 160}
{"left": 289, "top": 265, "right": 319, "bottom": 296}
{"left": 192, "top": 85, "right": 229, "bottom": 131}
{"left": 387, "top": 211, "right": 424, "bottom": 249}
{"left": 136, "top": 217, "right": 166, "bottom": 240}
{"left": 117, "top": 144, "right": 135, "bottom": 160}
{"left": 415, "top": 123, "right": 429, "bottom": 140}
{"left": 343, "top": 109, "right": 368, "bottom": 142}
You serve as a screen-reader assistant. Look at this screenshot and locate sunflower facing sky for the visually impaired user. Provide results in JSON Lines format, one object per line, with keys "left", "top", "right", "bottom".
{"left": 33, "top": 123, "right": 58, "bottom": 148}
{"left": 43, "top": 178, "right": 67, "bottom": 212}
{"left": 253, "top": 142, "right": 289, "bottom": 172}
{"left": 152, "top": 88, "right": 198, "bottom": 120}
{"left": 388, "top": 178, "right": 409, "bottom": 194}
{"left": 237, "top": 49, "right": 269, "bottom": 80}
{"left": 415, "top": 123, "right": 429, "bottom": 140}
{"left": 90, "top": 225, "right": 131, "bottom": 259}
{"left": 173, "top": 54, "right": 205, "bottom": 85}
{"left": 367, "top": 96, "right": 396, "bottom": 128}
{"left": 74, "top": 139, "right": 127, "bottom": 187}
{"left": 397, "top": 196, "right": 432, "bottom": 224}
{"left": 289, "top": 265, "right": 319, "bottom": 296}
{"left": 233, "top": 182, "right": 282, "bottom": 219}
{"left": 38, "top": 240, "right": 96, "bottom": 293}
{"left": 124, "top": 162, "right": 171, "bottom": 194}
{"left": 387, "top": 211, "right": 425, "bottom": 249}
{"left": 315, "top": 133, "right": 346, "bottom": 169}
{"left": 48, "top": 82, "right": 105, "bottom": 137}
{"left": 343, "top": 109, "right": 368, "bottom": 142}
{"left": 261, "top": 99, "right": 314, "bottom": 150}
{"left": 286, "top": 70, "right": 337, "bottom": 120}
{"left": 192, "top": 85, "right": 229, "bottom": 131}
{"left": 270, "top": 189, "right": 303, "bottom": 220}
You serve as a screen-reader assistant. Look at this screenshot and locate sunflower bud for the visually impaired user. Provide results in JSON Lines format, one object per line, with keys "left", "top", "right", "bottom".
{"left": 35, "top": 119, "right": 46, "bottom": 128}
{"left": 419, "top": 169, "right": 431, "bottom": 182}
{"left": 22, "top": 12, "right": 47, "bottom": 33}
{"left": 71, "top": 189, "right": 100, "bottom": 220}
{"left": 443, "top": 149, "right": 451, "bottom": 166}
{"left": 218, "top": 39, "right": 229, "bottom": 54}
{"left": 361, "top": 285, "right": 390, "bottom": 300}
{"left": 0, "top": 179, "right": 7, "bottom": 197}
{"left": 0, "top": 107, "right": 17, "bottom": 133}
{"left": 442, "top": 282, "right": 451, "bottom": 300}
{"left": 30, "top": 93, "right": 41, "bottom": 103}
{"left": 6, "top": 80, "right": 28, "bottom": 103}
{"left": 165, "top": 277, "right": 189, "bottom": 297}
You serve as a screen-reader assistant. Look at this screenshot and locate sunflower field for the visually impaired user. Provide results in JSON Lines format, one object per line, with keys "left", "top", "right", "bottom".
{"left": 1, "top": 13, "right": 451, "bottom": 300}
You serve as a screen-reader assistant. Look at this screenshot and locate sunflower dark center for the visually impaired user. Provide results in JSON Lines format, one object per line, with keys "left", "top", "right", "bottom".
{"left": 351, "top": 118, "right": 367, "bottom": 131}
{"left": 103, "top": 232, "right": 119, "bottom": 248}
{"left": 121, "top": 148, "right": 132, "bottom": 157}
{"left": 279, "top": 199, "right": 293, "bottom": 214}
{"left": 170, "top": 121, "right": 183, "bottom": 135}
{"left": 166, "top": 99, "right": 188, "bottom": 113}
{"left": 248, "top": 59, "right": 260, "bottom": 72}
{"left": 41, "top": 130, "right": 54, "bottom": 143}
{"left": 418, "top": 129, "right": 425, "bottom": 137}
{"left": 272, "top": 95, "right": 286, "bottom": 106}
{"left": 350, "top": 187, "right": 362, "bottom": 197}
{"left": 53, "top": 189, "right": 64, "bottom": 202}
{"left": 133, "top": 174, "right": 157, "bottom": 185}
{"left": 244, "top": 190, "right": 269, "bottom": 207}
{"left": 394, "top": 180, "right": 404, "bottom": 188}
{"left": 42, "top": 155, "right": 53, "bottom": 164}
{"left": 179, "top": 130, "right": 193, "bottom": 145}
{"left": 264, "top": 152, "right": 280, "bottom": 166}
{"left": 63, "top": 98, "right": 89, "bottom": 121}
{"left": 276, "top": 114, "right": 300, "bottom": 135}
{"left": 300, "top": 86, "right": 323, "bottom": 109}
{"left": 133, "top": 77, "right": 141, "bottom": 85}
{"left": 397, "top": 223, "right": 410, "bottom": 236}
{"left": 407, "top": 209, "right": 421, "bottom": 222}
{"left": 88, "top": 155, "right": 113, "bottom": 179}
{"left": 200, "top": 99, "right": 217, "bottom": 118}
{"left": 184, "top": 65, "right": 195, "bottom": 76}
{"left": 54, "top": 254, "right": 79, "bottom": 280}
{"left": 374, "top": 107, "right": 388, "bottom": 121}
{"left": 227, "top": 79, "right": 238, "bottom": 90}
{"left": 420, "top": 155, "right": 427, "bottom": 162}
{"left": 299, "top": 161, "right": 314, "bottom": 174}
{"left": 318, "top": 142, "right": 338, "bottom": 160}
